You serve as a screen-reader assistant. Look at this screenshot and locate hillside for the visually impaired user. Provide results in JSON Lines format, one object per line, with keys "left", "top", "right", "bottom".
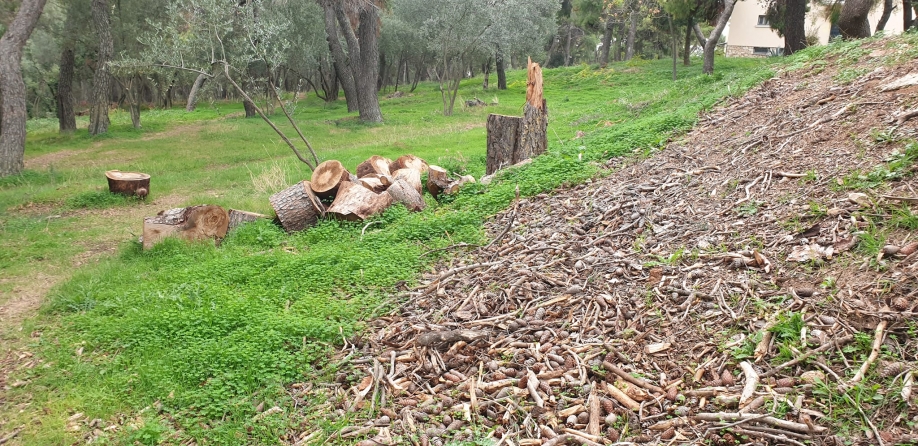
{"left": 323, "top": 36, "right": 918, "bottom": 445}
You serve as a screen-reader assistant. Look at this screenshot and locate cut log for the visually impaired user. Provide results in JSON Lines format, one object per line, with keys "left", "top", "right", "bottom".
{"left": 105, "top": 170, "right": 150, "bottom": 198}
{"left": 310, "top": 160, "right": 351, "bottom": 198}
{"left": 142, "top": 205, "right": 229, "bottom": 250}
{"left": 427, "top": 165, "right": 452, "bottom": 198}
{"left": 387, "top": 177, "right": 426, "bottom": 212}
{"left": 518, "top": 58, "right": 548, "bottom": 163}
{"left": 392, "top": 168, "right": 422, "bottom": 195}
{"left": 269, "top": 181, "right": 325, "bottom": 232}
{"left": 486, "top": 114, "right": 522, "bottom": 175}
{"left": 327, "top": 181, "right": 394, "bottom": 221}
{"left": 357, "top": 176, "right": 387, "bottom": 193}
{"left": 227, "top": 209, "right": 269, "bottom": 231}
{"left": 356, "top": 155, "right": 392, "bottom": 178}
{"left": 389, "top": 154, "right": 429, "bottom": 175}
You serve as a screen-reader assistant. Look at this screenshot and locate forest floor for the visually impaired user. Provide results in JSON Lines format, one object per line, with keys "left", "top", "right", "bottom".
{"left": 315, "top": 37, "right": 918, "bottom": 445}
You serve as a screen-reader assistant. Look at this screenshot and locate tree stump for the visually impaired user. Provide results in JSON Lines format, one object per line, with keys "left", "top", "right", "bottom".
{"left": 387, "top": 177, "right": 426, "bottom": 212}
{"left": 389, "top": 154, "right": 429, "bottom": 174}
{"left": 327, "top": 181, "right": 393, "bottom": 221}
{"left": 228, "top": 209, "right": 268, "bottom": 231}
{"left": 105, "top": 170, "right": 150, "bottom": 198}
{"left": 269, "top": 180, "right": 325, "bottom": 232}
{"left": 485, "top": 114, "right": 521, "bottom": 175}
{"left": 356, "top": 155, "right": 392, "bottom": 178}
{"left": 142, "top": 205, "right": 229, "bottom": 249}
{"left": 518, "top": 58, "right": 548, "bottom": 162}
{"left": 392, "top": 168, "right": 422, "bottom": 195}
{"left": 310, "top": 160, "right": 351, "bottom": 198}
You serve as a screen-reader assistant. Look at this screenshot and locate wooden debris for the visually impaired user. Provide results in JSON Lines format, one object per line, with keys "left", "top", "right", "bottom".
{"left": 269, "top": 181, "right": 325, "bottom": 232}
{"left": 392, "top": 168, "right": 422, "bottom": 196}
{"left": 326, "top": 181, "right": 393, "bottom": 221}
{"left": 389, "top": 154, "right": 428, "bottom": 175}
{"left": 142, "top": 205, "right": 229, "bottom": 249}
{"left": 486, "top": 114, "right": 522, "bottom": 175}
{"left": 227, "top": 209, "right": 268, "bottom": 231}
{"left": 356, "top": 155, "right": 392, "bottom": 178}
{"left": 518, "top": 58, "right": 547, "bottom": 163}
{"left": 387, "top": 177, "right": 426, "bottom": 212}
{"left": 310, "top": 160, "right": 351, "bottom": 198}
{"left": 426, "top": 165, "right": 452, "bottom": 198}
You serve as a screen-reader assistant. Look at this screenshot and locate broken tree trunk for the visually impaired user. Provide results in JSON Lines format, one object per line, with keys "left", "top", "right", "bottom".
{"left": 387, "top": 177, "right": 426, "bottom": 212}
{"left": 227, "top": 209, "right": 268, "bottom": 231}
{"left": 485, "top": 114, "right": 521, "bottom": 175}
{"left": 389, "top": 154, "right": 429, "bottom": 174}
{"left": 269, "top": 180, "right": 325, "bottom": 232}
{"left": 105, "top": 170, "right": 150, "bottom": 198}
{"left": 392, "top": 168, "right": 422, "bottom": 195}
{"left": 356, "top": 155, "right": 392, "bottom": 178}
{"left": 518, "top": 58, "right": 548, "bottom": 163}
{"left": 327, "top": 181, "right": 394, "bottom": 221}
{"left": 311, "top": 160, "right": 352, "bottom": 198}
{"left": 142, "top": 205, "right": 229, "bottom": 250}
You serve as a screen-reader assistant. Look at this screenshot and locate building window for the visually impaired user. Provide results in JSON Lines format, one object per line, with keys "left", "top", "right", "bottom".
{"left": 757, "top": 15, "right": 769, "bottom": 26}
{"left": 753, "top": 47, "right": 771, "bottom": 55}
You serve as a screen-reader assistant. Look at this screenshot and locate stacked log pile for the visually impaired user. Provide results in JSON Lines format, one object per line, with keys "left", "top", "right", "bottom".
{"left": 140, "top": 154, "right": 473, "bottom": 249}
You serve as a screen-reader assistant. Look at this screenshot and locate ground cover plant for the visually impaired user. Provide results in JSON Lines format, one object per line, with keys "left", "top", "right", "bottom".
{"left": 0, "top": 55, "right": 772, "bottom": 444}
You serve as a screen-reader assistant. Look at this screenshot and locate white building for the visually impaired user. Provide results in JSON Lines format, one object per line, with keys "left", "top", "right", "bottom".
{"left": 725, "top": 2, "right": 905, "bottom": 57}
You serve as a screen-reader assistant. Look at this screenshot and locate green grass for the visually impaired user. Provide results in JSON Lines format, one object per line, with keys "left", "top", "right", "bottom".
{"left": 1, "top": 55, "right": 775, "bottom": 444}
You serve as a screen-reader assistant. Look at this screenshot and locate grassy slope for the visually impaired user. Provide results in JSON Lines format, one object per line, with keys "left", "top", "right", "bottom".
{"left": 0, "top": 56, "right": 773, "bottom": 444}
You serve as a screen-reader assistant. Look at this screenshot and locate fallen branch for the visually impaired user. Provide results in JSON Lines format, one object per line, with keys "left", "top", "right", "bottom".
{"left": 540, "top": 434, "right": 603, "bottom": 446}
{"left": 897, "top": 108, "right": 918, "bottom": 124}
{"left": 760, "top": 335, "right": 854, "bottom": 378}
{"left": 604, "top": 381, "right": 641, "bottom": 411}
{"left": 603, "top": 361, "right": 664, "bottom": 394}
{"left": 693, "top": 412, "right": 827, "bottom": 433}
{"left": 738, "top": 361, "right": 759, "bottom": 407}
{"left": 729, "top": 427, "right": 808, "bottom": 446}
{"left": 849, "top": 321, "right": 887, "bottom": 385}
{"left": 416, "top": 330, "right": 488, "bottom": 347}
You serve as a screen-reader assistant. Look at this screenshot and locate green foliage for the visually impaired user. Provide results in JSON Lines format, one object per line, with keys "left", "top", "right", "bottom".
{"left": 66, "top": 190, "right": 136, "bottom": 209}
{"left": 4, "top": 56, "right": 775, "bottom": 444}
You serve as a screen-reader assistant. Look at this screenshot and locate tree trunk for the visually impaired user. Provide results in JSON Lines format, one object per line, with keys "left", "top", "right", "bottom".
{"left": 227, "top": 209, "right": 268, "bottom": 231}
{"left": 876, "top": 0, "right": 894, "bottom": 32}
{"left": 670, "top": 16, "right": 677, "bottom": 81}
{"left": 905, "top": 0, "right": 914, "bottom": 30}
{"left": 186, "top": 72, "right": 208, "bottom": 112}
{"left": 683, "top": 19, "right": 692, "bottom": 66}
{"left": 310, "top": 160, "right": 352, "bottom": 198}
{"left": 838, "top": 0, "right": 874, "bottom": 38}
{"left": 270, "top": 181, "right": 325, "bottom": 232}
{"left": 243, "top": 97, "right": 257, "bottom": 118}
{"left": 355, "top": 6, "right": 383, "bottom": 122}
{"left": 703, "top": 0, "right": 737, "bottom": 75}
{"left": 518, "top": 59, "right": 547, "bottom": 162}
{"left": 626, "top": 11, "right": 637, "bottom": 60}
{"left": 321, "top": 1, "right": 358, "bottom": 112}
{"left": 486, "top": 114, "right": 521, "bottom": 175}
{"left": 89, "top": 0, "right": 112, "bottom": 135}
{"left": 784, "top": 0, "right": 807, "bottom": 55}
{"left": 356, "top": 155, "right": 393, "bottom": 178}
{"left": 56, "top": 49, "right": 77, "bottom": 135}
{"left": 387, "top": 177, "right": 425, "bottom": 212}
{"left": 392, "top": 168, "right": 423, "bottom": 195}
{"left": 142, "top": 205, "right": 229, "bottom": 249}
{"left": 0, "top": 0, "right": 47, "bottom": 177}
{"left": 693, "top": 23, "right": 708, "bottom": 47}
{"left": 564, "top": 24, "right": 573, "bottom": 66}
{"left": 600, "top": 17, "right": 613, "bottom": 68}
{"left": 496, "top": 48, "right": 507, "bottom": 90}
{"left": 327, "top": 181, "right": 393, "bottom": 221}
{"left": 377, "top": 51, "right": 386, "bottom": 91}
{"left": 482, "top": 57, "right": 491, "bottom": 89}
{"left": 426, "top": 165, "right": 452, "bottom": 199}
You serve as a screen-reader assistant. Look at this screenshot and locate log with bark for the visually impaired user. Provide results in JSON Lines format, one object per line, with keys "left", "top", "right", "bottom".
{"left": 311, "top": 160, "right": 352, "bottom": 198}
{"left": 327, "top": 181, "right": 394, "bottom": 221}
{"left": 227, "top": 209, "right": 269, "bottom": 231}
{"left": 518, "top": 58, "right": 548, "bottom": 162}
{"left": 486, "top": 114, "right": 522, "bottom": 175}
{"left": 356, "top": 155, "right": 392, "bottom": 178}
{"left": 386, "top": 177, "right": 426, "bottom": 212}
{"left": 392, "top": 168, "right": 422, "bottom": 195}
{"left": 269, "top": 181, "right": 325, "bottom": 232}
{"left": 142, "top": 205, "right": 229, "bottom": 249}
{"left": 389, "top": 154, "right": 429, "bottom": 174}
{"left": 105, "top": 170, "right": 150, "bottom": 198}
